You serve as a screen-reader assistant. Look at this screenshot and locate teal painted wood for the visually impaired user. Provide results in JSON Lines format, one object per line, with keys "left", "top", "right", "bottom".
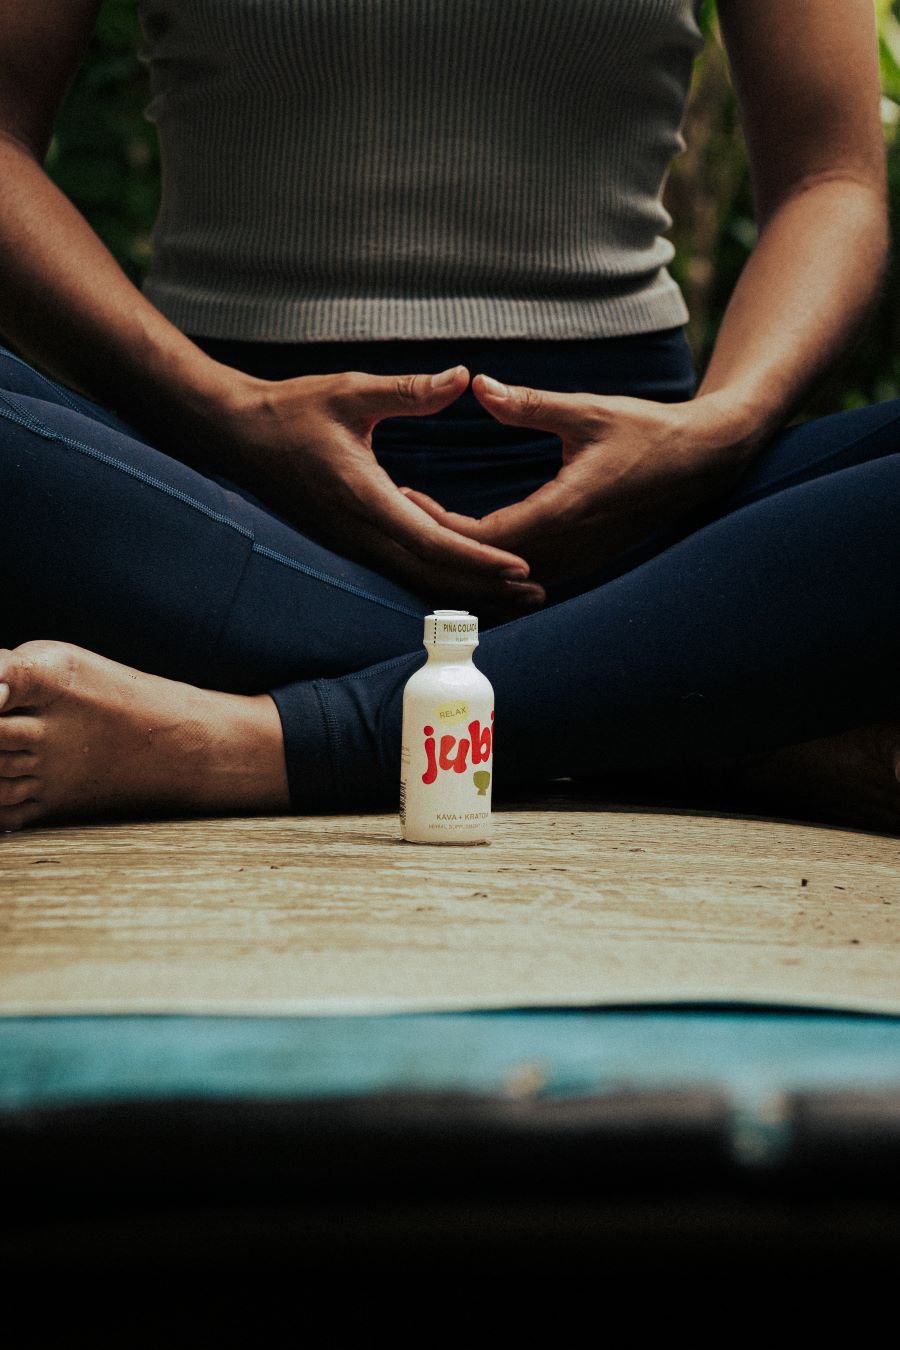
{"left": 2, "top": 1011, "right": 900, "bottom": 1112}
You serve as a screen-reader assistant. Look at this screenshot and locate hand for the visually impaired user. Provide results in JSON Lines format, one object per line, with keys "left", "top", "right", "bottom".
{"left": 211, "top": 365, "right": 546, "bottom": 614}
{"left": 400, "top": 376, "right": 758, "bottom": 583}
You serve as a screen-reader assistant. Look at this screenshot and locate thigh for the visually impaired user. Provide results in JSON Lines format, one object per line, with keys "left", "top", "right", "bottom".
{"left": 0, "top": 372, "right": 427, "bottom": 687}
{"left": 285, "top": 443, "right": 900, "bottom": 810}
{"left": 709, "top": 397, "right": 900, "bottom": 509}
{"left": 556, "top": 398, "right": 900, "bottom": 598}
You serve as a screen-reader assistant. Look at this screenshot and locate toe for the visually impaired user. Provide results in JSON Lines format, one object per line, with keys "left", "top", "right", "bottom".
{"left": 0, "top": 751, "right": 38, "bottom": 777}
{"left": 0, "top": 640, "right": 78, "bottom": 713}
{"left": 0, "top": 776, "right": 39, "bottom": 807}
{"left": 0, "top": 800, "right": 43, "bottom": 832}
{"left": 0, "top": 715, "right": 43, "bottom": 751}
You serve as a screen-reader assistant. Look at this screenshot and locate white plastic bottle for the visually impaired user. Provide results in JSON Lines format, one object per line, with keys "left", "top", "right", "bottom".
{"left": 400, "top": 610, "right": 494, "bottom": 844}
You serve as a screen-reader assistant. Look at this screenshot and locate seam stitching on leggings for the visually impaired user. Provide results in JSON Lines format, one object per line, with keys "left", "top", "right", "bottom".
{"left": 0, "top": 393, "right": 428, "bottom": 619}
{"left": 0, "top": 348, "right": 84, "bottom": 414}
{"left": 204, "top": 543, "right": 258, "bottom": 672}
{"left": 0, "top": 393, "right": 256, "bottom": 538}
{"left": 312, "top": 681, "right": 340, "bottom": 794}
{"left": 251, "top": 543, "right": 423, "bottom": 619}
{"left": 329, "top": 652, "right": 423, "bottom": 685}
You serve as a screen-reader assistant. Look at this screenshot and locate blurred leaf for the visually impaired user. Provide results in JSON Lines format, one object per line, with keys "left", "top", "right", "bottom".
{"left": 879, "top": 32, "right": 900, "bottom": 101}
{"left": 698, "top": 1, "right": 718, "bottom": 40}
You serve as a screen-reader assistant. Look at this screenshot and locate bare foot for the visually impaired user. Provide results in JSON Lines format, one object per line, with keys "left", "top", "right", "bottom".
{"left": 721, "top": 721, "right": 900, "bottom": 835}
{"left": 0, "top": 640, "right": 291, "bottom": 831}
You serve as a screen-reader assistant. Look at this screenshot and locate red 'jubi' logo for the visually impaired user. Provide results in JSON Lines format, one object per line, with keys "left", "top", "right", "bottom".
{"left": 422, "top": 712, "right": 494, "bottom": 785}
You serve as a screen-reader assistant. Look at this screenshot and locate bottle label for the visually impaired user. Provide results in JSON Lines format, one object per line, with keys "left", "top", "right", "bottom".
{"left": 435, "top": 699, "right": 470, "bottom": 727}
{"left": 401, "top": 704, "right": 494, "bottom": 841}
{"left": 426, "top": 615, "right": 479, "bottom": 645}
{"left": 421, "top": 713, "right": 493, "bottom": 786}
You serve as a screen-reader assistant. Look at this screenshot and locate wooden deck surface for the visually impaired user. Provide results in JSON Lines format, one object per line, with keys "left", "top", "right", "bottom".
{"left": 2, "top": 801, "right": 899, "bottom": 1015}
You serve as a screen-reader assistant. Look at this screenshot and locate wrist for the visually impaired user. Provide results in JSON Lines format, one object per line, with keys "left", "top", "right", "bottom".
{"left": 180, "top": 364, "right": 264, "bottom": 441}
{"left": 139, "top": 347, "right": 267, "bottom": 474}
{"left": 184, "top": 368, "right": 318, "bottom": 499}
{"left": 683, "top": 389, "right": 779, "bottom": 463}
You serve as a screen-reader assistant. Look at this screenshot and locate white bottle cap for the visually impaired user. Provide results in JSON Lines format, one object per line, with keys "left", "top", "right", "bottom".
{"left": 424, "top": 609, "right": 479, "bottom": 647}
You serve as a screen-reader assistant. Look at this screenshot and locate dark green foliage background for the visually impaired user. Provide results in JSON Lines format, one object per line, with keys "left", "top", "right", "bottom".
{"left": 45, "top": 0, "right": 158, "bottom": 283}
{"left": 46, "top": 0, "right": 900, "bottom": 416}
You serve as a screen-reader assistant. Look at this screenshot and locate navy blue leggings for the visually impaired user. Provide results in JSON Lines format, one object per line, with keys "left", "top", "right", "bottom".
{"left": 3, "top": 329, "right": 900, "bottom": 810}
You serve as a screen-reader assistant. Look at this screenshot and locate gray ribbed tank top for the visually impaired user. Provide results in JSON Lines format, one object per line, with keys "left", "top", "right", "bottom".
{"left": 137, "top": 0, "right": 705, "bottom": 342}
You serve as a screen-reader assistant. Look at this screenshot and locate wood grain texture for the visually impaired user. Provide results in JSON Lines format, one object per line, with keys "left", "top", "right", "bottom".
{"left": 2, "top": 801, "right": 899, "bottom": 1015}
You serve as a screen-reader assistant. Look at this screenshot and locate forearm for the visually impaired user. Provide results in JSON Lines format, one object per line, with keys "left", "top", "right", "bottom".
{"left": 0, "top": 134, "right": 248, "bottom": 475}
{"left": 694, "top": 176, "right": 890, "bottom": 454}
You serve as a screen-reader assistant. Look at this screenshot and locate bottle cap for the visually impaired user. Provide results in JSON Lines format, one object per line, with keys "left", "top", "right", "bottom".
{"left": 423, "top": 609, "right": 479, "bottom": 647}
